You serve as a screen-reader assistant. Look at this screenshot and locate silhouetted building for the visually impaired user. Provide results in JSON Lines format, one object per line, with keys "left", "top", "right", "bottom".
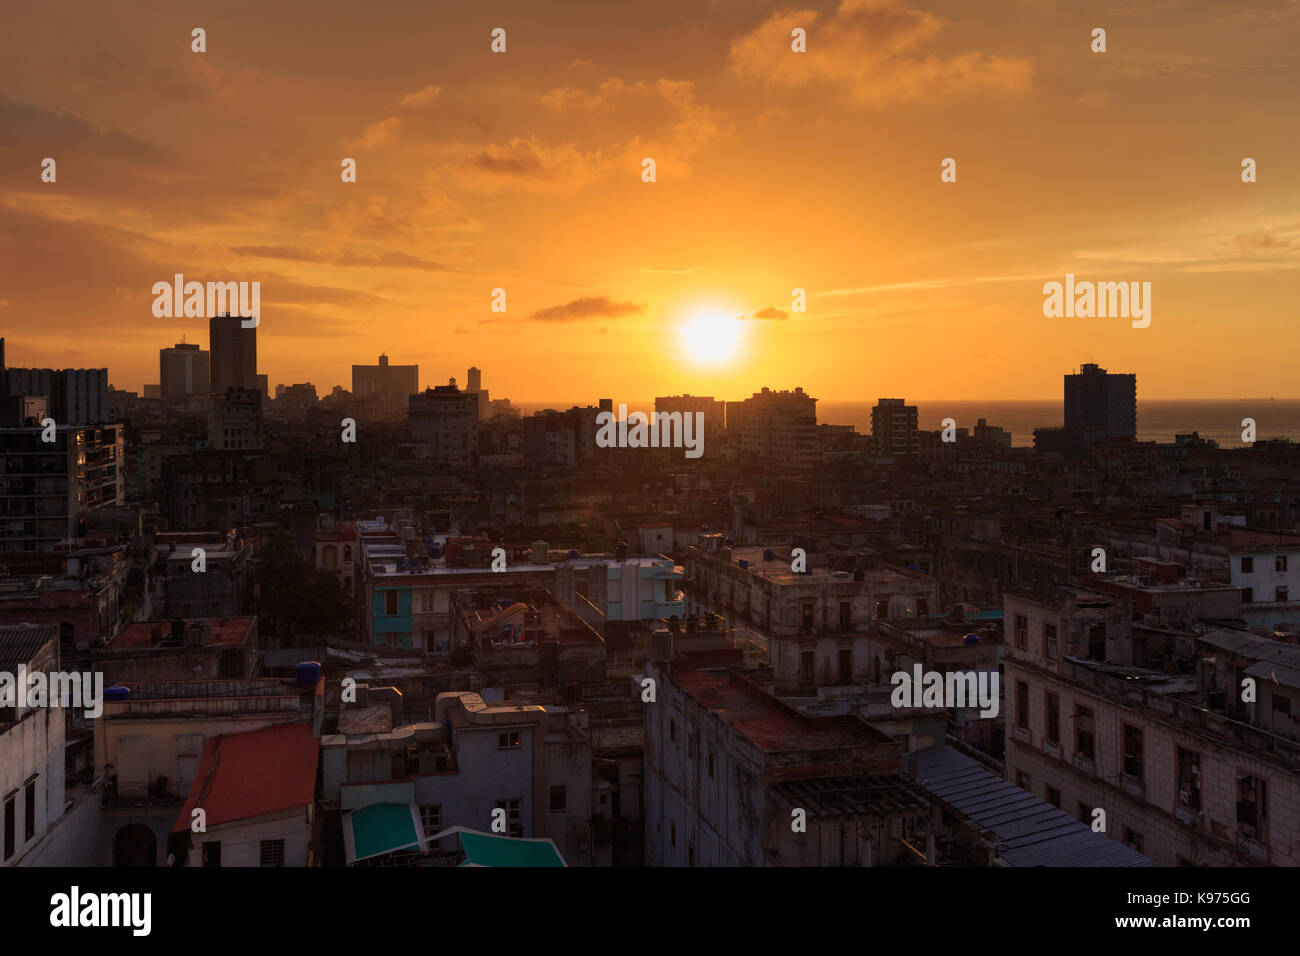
{"left": 871, "top": 398, "right": 919, "bottom": 457}
{"left": 160, "top": 342, "right": 210, "bottom": 400}
{"left": 209, "top": 314, "right": 258, "bottom": 395}
{"left": 1065, "top": 363, "right": 1136, "bottom": 439}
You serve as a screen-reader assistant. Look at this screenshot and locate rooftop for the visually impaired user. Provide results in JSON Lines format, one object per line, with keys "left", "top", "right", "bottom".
{"left": 108, "top": 618, "right": 255, "bottom": 651}
{"left": 173, "top": 722, "right": 319, "bottom": 832}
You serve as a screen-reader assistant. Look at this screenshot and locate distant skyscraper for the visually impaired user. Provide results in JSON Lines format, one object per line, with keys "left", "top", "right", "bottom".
{"left": 209, "top": 314, "right": 258, "bottom": 395}
{"left": 4, "top": 366, "right": 109, "bottom": 424}
{"left": 1064, "top": 363, "right": 1136, "bottom": 439}
{"left": 655, "top": 394, "right": 725, "bottom": 456}
{"left": 160, "top": 342, "right": 210, "bottom": 400}
{"left": 466, "top": 366, "right": 489, "bottom": 419}
{"left": 352, "top": 354, "right": 418, "bottom": 398}
{"left": 871, "top": 398, "right": 919, "bottom": 457}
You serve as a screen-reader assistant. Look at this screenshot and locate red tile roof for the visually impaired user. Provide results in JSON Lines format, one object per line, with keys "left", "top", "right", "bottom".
{"left": 173, "top": 722, "right": 318, "bottom": 832}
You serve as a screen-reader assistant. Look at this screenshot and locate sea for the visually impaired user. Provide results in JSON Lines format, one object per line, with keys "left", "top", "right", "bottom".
{"left": 817, "top": 399, "right": 1300, "bottom": 449}
{"left": 517, "top": 399, "right": 1300, "bottom": 449}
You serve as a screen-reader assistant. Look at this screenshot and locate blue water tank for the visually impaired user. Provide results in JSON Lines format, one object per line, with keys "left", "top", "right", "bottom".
{"left": 104, "top": 685, "right": 130, "bottom": 702}
{"left": 963, "top": 633, "right": 980, "bottom": 645}
{"left": 738, "top": 559, "right": 749, "bottom": 570}
{"left": 296, "top": 661, "right": 321, "bottom": 685}
{"left": 568, "top": 549, "right": 580, "bottom": 560}
{"left": 762, "top": 548, "right": 775, "bottom": 562}
{"left": 724, "top": 537, "right": 735, "bottom": 548}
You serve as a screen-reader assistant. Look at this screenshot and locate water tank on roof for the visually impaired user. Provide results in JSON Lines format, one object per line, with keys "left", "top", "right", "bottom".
{"left": 738, "top": 559, "right": 749, "bottom": 570}
{"left": 762, "top": 548, "right": 775, "bottom": 562}
{"left": 568, "top": 549, "right": 580, "bottom": 560}
{"left": 963, "top": 633, "right": 980, "bottom": 645}
{"left": 615, "top": 541, "right": 628, "bottom": 561}
{"left": 104, "top": 685, "right": 130, "bottom": 702}
{"left": 532, "top": 540, "right": 549, "bottom": 564}
{"left": 724, "top": 537, "right": 735, "bottom": 548}
{"left": 296, "top": 661, "right": 321, "bottom": 685}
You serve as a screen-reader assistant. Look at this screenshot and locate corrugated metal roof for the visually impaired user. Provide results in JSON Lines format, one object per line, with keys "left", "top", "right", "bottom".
{"left": 1244, "top": 660, "right": 1300, "bottom": 691}
{"left": 910, "top": 747, "right": 1156, "bottom": 866}
{"left": 0, "top": 624, "right": 58, "bottom": 671}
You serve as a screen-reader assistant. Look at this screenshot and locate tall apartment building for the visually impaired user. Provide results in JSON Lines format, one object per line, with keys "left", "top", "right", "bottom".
{"left": 0, "top": 421, "right": 124, "bottom": 550}
{"left": 408, "top": 382, "right": 478, "bottom": 468}
{"left": 466, "top": 366, "right": 489, "bottom": 420}
{"left": 207, "top": 387, "right": 264, "bottom": 451}
{"left": 209, "top": 314, "right": 258, "bottom": 395}
{"left": 655, "top": 394, "right": 724, "bottom": 457}
{"left": 2, "top": 343, "right": 110, "bottom": 425}
{"left": 159, "top": 342, "right": 210, "bottom": 400}
{"left": 353, "top": 354, "right": 418, "bottom": 398}
{"left": 1003, "top": 585, "right": 1300, "bottom": 865}
{"left": 724, "top": 387, "right": 819, "bottom": 468}
{"left": 1064, "top": 363, "right": 1137, "bottom": 439}
{"left": 871, "top": 398, "right": 920, "bottom": 457}
{"left": 523, "top": 406, "right": 601, "bottom": 468}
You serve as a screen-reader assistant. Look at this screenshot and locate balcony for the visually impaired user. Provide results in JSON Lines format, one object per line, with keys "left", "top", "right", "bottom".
{"left": 1174, "top": 803, "right": 1201, "bottom": 827}
{"left": 1041, "top": 740, "right": 1062, "bottom": 760}
{"left": 1237, "top": 834, "right": 1269, "bottom": 863}
{"left": 1073, "top": 753, "right": 1094, "bottom": 775}
{"left": 1012, "top": 726, "right": 1030, "bottom": 744}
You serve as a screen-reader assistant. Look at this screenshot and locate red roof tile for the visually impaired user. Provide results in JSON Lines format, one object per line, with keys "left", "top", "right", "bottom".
{"left": 173, "top": 722, "right": 318, "bottom": 832}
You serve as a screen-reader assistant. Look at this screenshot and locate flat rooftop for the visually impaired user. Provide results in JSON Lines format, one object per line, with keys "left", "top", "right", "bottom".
{"left": 673, "top": 666, "right": 893, "bottom": 753}
{"left": 109, "top": 618, "right": 254, "bottom": 650}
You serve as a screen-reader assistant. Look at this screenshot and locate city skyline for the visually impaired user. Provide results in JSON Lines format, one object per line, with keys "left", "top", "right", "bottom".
{"left": 3, "top": 0, "right": 1299, "bottom": 400}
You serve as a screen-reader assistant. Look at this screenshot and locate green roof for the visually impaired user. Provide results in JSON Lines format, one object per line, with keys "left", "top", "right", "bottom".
{"left": 456, "top": 830, "right": 566, "bottom": 867}
{"left": 344, "top": 803, "right": 423, "bottom": 864}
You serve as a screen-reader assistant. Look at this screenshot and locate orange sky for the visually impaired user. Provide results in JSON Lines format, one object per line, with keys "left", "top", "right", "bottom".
{"left": 2, "top": 0, "right": 1298, "bottom": 401}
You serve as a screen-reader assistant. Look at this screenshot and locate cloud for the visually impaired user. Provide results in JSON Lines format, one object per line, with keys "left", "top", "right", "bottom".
{"left": 1231, "top": 229, "right": 1295, "bottom": 255}
{"left": 528, "top": 296, "right": 647, "bottom": 322}
{"left": 350, "top": 85, "right": 491, "bottom": 148}
{"left": 728, "top": 0, "right": 1033, "bottom": 107}
{"left": 229, "top": 245, "right": 455, "bottom": 271}
{"left": 748, "top": 306, "right": 788, "bottom": 319}
{"left": 456, "top": 137, "right": 607, "bottom": 193}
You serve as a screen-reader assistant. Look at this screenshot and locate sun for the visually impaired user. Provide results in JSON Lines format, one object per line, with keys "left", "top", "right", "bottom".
{"left": 681, "top": 311, "right": 744, "bottom": 365}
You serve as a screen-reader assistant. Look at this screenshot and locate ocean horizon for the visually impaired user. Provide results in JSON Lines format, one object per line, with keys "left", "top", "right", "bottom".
{"left": 514, "top": 399, "right": 1300, "bottom": 449}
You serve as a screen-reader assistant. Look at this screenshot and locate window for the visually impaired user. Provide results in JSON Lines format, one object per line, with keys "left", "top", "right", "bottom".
{"left": 1045, "top": 692, "right": 1060, "bottom": 744}
{"left": 1122, "top": 724, "right": 1143, "bottom": 781}
{"left": 1176, "top": 748, "right": 1201, "bottom": 810}
{"left": 550, "top": 786, "right": 566, "bottom": 812}
{"left": 1123, "top": 828, "right": 1144, "bottom": 854}
{"left": 420, "top": 804, "right": 442, "bottom": 837}
{"left": 1016, "top": 681, "right": 1029, "bottom": 730}
{"left": 801, "top": 601, "right": 815, "bottom": 634}
{"left": 915, "top": 597, "right": 928, "bottom": 618}
{"left": 1078, "top": 802, "right": 1092, "bottom": 825}
{"left": 1240, "top": 556, "right": 1253, "bottom": 574}
{"left": 1236, "top": 774, "right": 1268, "bottom": 840}
{"left": 23, "top": 779, "right": 35, "bottom": 842}
{"left": 1045, "top": 786, "right": 1061, "bottom": 809}
{"left": 1242, "top": 587, "right": 1254, "bottom": 604}
{"left": 799, "top": 650, "right": 814, "bottom": 683}
{"left": 384, "top": 591, "right": 398, "bottom": 615}
{"left": 838, "top": 648, "right": 852, "bottom": 685}
{"left": 1273, "top": 694, "right": 1292, "bottom": 716}
{"left": 1043, "top": 623, "right": 1057, "bottom": 661}
{"left": 3, "top": 796, "right": 13, "bottom": 860}
{"left": 669, "top": 719, "right": 676, "bottom": 743}
{"left": 259, "top": 839, "right": 286, "bottom": 867}
{"left": 1277, "top": 587, "right": 1289, "bottom": 603}
{"left": 202, "top": 841, "right": 222, "bottom": 867}
{"left": 839, "top": 602, "right": 851, "bottom": 630}
{"left": 498, "top": 731, "right": 520, "bottom": 749}
{"left": 1276, "top": 556, "right": 1288, "bottom": 573}
{"left": 1014, "top": 614, "right": 1028, "bottom": 649}
{"left": 1016, "top": 771, "right": 1030, "bottom": 790}
{"left": 495, "top": 799, "right": 523, "bottom": 837}
{"left": 873, "top": 600, "right": 888, "bottom": 618}
{"left": 1088, "top": 623, "right": 1106, "bottom": 661}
